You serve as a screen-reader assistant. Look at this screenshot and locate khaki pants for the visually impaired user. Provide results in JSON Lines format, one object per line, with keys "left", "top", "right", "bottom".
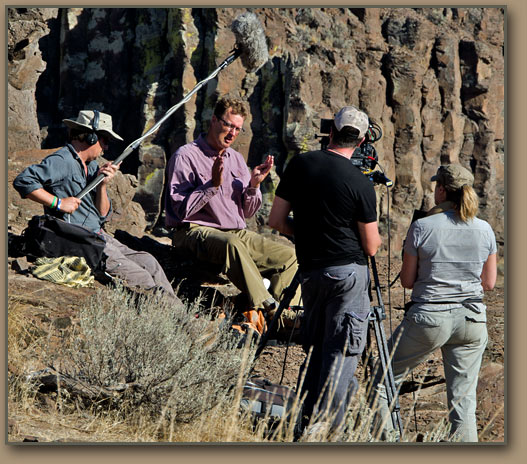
{"left": 102, "top": 231, "right": 178, "bottom": 300}
{"left": 371, "top": 305, "right": 488, "bottom": 442}
{"left": 172, "top": 224, "right": 299, "bottom": 308}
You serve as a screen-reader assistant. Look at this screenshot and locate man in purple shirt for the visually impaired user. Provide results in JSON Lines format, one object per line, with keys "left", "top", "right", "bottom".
{"left": 165, "top": 96, "right": 299, "bottom": 313}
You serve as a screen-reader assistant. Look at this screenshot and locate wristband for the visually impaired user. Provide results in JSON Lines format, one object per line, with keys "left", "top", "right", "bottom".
{"left": 50, "top": 196, "right": 57, "bottom": 209}
{"left": 56, "top": 198, "right": 62, "bottom": 211}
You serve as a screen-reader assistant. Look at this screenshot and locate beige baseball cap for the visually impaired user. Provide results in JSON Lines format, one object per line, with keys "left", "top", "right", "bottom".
{"left": 431, "top": 164, "right": 474, "bottom": 190}
{"left": 333, "top": 106, "right": 369, "bottom": 138}
{"left": 63, "top": 110, "right": 123, "bottom": 141}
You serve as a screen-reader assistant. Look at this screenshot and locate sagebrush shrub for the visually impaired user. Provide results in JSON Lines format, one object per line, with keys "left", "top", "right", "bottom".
{"left": 59, "top": 284, "right": 254, "bottom": 425}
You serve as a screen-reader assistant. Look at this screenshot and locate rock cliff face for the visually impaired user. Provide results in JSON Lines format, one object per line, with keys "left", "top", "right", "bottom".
{"left": 7, "top": 7, "right": 504, "bottom": 254}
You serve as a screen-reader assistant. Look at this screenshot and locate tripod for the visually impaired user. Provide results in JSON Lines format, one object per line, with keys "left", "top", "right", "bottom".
{"left": 255, "top": 256, "right": 404, "bottom": 439}
{"left": 366, "top": 255, "right": 404, "bottom": 438}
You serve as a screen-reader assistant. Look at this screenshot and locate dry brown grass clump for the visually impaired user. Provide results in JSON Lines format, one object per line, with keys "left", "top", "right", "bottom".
{"left": 8, "top": 284, "right": 258, "bottom": 441}
{"left": 8, "top": 283, "right": 459, "bottom": 443}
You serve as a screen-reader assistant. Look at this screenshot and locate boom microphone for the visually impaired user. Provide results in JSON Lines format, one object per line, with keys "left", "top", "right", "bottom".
{"left": 76, "top": 12, "right": 269, "bottom": 200}
{"left": 231, "top": 12, "right": 269, "bottom": 73}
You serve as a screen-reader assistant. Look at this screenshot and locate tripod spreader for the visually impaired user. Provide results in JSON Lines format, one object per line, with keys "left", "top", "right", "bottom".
{"left": 370, "top": 305, "right": 386, "bottom": 322}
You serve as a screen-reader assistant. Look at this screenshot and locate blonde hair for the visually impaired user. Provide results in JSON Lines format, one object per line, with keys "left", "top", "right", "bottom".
{"left": 444, "top": 183, "right": 479, "bottom": 222}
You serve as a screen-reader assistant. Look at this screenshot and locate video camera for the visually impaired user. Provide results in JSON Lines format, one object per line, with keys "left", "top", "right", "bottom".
{"left": 318, "top": 117, "right": 392, "bottom": 186}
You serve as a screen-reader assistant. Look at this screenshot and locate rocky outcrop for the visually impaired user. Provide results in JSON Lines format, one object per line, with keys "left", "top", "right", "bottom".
{"left": 7, "top": 8, "right": 57, "bottom": 151}
{"left": 7, "top": 7, "right": 504, "bottom": 254}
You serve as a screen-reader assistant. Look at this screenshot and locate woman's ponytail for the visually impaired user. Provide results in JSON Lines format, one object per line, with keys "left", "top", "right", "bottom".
{"left": 457, "top": 185, "right": 479, "bottom": 222}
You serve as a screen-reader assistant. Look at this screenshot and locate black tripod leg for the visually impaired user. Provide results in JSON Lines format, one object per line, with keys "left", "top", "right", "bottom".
{"left": 254, "top": 270, "right": 301, "bottom": 360}
{"left": 370, "top": 307, "right": 404, "bottom": 438}
{"left": 369, "top": 256, "right": 404, "bottom": 439}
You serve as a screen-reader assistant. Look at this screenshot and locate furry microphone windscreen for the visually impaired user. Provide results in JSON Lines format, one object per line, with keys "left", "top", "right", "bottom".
{"left": 231, "top": 12, "right": 269, "bottom": 73}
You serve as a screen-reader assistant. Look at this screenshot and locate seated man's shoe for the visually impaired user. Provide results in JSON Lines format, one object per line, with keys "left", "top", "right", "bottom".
{"left": 238, "top": 308, "right": 267, "bottom": 336}
{"left": 266, "top": 306, "right": 303, "bottom": 330}
{"left": 262, "top": 297, "right": 277, "bottom": 311}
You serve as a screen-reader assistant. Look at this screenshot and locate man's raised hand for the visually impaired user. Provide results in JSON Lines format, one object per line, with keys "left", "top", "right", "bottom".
{"left": 250, "top": 155, "right": 274, "bottom": 188}
{"left": 212, "top": 154, "right": 225, "bottom": 188}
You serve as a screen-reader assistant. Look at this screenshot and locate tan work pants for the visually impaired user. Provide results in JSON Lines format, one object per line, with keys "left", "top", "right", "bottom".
{"left": 172, "top": 224, "right": 299, "bottom": 308}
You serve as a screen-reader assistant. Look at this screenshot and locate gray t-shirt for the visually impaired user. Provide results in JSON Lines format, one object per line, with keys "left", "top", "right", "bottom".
{"left": 403, "top": 210, "right": 497, "bottom": 311}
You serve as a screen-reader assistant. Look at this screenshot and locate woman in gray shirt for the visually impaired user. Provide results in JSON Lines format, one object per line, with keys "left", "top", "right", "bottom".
{"left": 372, "top": 164, "right": 497, "bottom": 442}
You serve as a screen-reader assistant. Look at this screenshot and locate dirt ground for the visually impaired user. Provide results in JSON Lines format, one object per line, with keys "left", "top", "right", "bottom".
{"left": 7, "top": 230, "right": 504, "bottom": 443}
{"left": 251, "top": 256, "right": 505, "bottom": 442}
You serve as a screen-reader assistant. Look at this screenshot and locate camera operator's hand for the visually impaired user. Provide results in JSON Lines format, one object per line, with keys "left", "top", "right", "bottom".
{"left": 250, "top": 155, "right": 274, "bottom": 188}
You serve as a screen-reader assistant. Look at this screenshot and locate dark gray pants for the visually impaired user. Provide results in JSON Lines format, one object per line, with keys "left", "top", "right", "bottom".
{"left": 102, "top": 231, "right": 177, "bottom": 299}
{"left": 298, "top": 263, "right": 370, "bottom": 431}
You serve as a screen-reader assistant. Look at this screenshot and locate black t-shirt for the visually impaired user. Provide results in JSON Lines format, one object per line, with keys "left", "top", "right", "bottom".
{"left": 276, "top": 149, "right": 378, "bottom": 270}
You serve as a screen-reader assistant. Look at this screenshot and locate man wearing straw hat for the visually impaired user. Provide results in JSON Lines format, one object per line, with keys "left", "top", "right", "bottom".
{"left": 13, "top": 110, "right": 179, "bottom": 301}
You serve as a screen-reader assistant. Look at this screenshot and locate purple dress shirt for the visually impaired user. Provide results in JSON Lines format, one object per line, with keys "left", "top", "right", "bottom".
{"left": 165, "top": 134, "right": 262, "bottom": 230}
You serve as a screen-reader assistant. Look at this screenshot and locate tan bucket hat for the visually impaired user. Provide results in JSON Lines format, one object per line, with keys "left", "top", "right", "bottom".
{"left": 63, "top": 110, "right": 123, "bottom": 141}
{"left": 431, "top": 164, "right": 474, "bottom": 191}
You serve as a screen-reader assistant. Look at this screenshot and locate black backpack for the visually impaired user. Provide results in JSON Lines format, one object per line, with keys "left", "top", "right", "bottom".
{"left": 21, "top": 214, "right": 107, "bottom": 272}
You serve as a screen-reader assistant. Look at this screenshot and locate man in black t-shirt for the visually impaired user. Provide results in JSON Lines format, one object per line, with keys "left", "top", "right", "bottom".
{"left": 269, "top": 106, "right": 381, "bottom": 438}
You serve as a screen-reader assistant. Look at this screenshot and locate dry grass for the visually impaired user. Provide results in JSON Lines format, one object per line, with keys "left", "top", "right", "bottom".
{"left": 8, "top": 284, "right": 458, "bottom": 444}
